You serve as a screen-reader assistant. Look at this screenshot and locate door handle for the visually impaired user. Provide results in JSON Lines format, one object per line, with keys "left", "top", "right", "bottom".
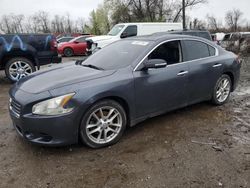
{"left": 177, "top": 71, "right": 188, "bottom": 76}
{"left": 213, "top": 63, "right": 222, "bottom": 68}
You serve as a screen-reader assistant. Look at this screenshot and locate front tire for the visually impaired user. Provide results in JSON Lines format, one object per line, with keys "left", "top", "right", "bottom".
{"left": 211, "top": 74, "right": 232, "bottom": 105}
{"left": 5, "top": 57, "right": 35, "bottom": 82}
{"left": 80, "top": 100, "right": 127, "bottom": 148}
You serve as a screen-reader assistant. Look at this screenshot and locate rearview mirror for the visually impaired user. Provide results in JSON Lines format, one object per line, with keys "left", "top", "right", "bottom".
{"left": 143, "top": 59, "right": 167, "bottom": 70}
{"left": 73, "top": 41, "right": 79, "bottom": 44}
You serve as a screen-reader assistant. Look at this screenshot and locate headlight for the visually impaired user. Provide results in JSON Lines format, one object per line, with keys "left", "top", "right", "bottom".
{"left": 32, "top": 93, "right": 75, "bottom": 116}
{"left": 91, "top": 43, "right": 97, "bottom": 51}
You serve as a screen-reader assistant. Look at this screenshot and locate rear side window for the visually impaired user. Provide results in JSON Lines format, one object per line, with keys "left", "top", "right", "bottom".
{"left": 183, "top": 40, "right": 211, "bottom": 61}
{"left": 208, "top": 45, "right": 216, "bottom": 56}
{"left": 199, "top": 32, "right": 212, "bottom": 40}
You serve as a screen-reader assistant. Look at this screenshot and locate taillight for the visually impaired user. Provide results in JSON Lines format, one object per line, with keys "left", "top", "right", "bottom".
{"left": 236, "top": 56, "right": 242, "bottom": 64}
{"left": 50, "top": 38, "right": 58, "bottom": 51}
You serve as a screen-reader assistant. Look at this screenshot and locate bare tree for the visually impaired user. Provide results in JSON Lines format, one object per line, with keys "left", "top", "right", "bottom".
{"left": 0, "top": 14, "right": 25, "bottom": 33}
{"left": 172, "top": 0, "right": 207, "bottom": 22}
{"left": 225, "top": 9, "right": 243, "bottom": 32}
{"left": 207, "top": 15, "right": 222, "bottom": 32}
{"left": 0, "top": 15, "right": 12, "bottom": 33}
{"left": 33, "top": 11, "right": 51, "bottom": 33}
{"left": 189, "top": 18, "right": 206, "bottom": 29}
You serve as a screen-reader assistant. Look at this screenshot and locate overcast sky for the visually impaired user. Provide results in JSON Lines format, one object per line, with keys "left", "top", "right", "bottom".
{"left": 0, "top": 0, "right": 249, "bottom": 23}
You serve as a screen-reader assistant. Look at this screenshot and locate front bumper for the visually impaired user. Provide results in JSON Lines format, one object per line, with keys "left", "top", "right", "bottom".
{"left": 9, "top": 110, "right": 79, "bottom": 146}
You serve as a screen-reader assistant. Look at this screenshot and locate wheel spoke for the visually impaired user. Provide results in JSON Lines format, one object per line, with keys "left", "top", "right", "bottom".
{"left": 110, "top": 123, "right": 121, "bottom": 128}
{"left": 106, "top": 109, "right": 115, "bottom": 119}
{"left": 107, "top": 127, "right": 117, "bottom": 133}
{"left": 223, "top": 80, "right": 229, "bottom": 89}
{"left": 99, "top": 108, "right": 104, "bottom": 119}
{"left": 104, "top": 130, "right": 107, "bottom": 141}
{"left": 93, "top": 112, "right": 100, "bottom": 122}
{"left": 89, "top": 127, "right": 100, "bottom": 135}
{"left": 87, "top": 123, "right": 99, "bottom": 129}
{"left": 97, "top": 131, "right": 102, "bottom": 142}
{"left": 109, "top": 112, "right": 119, "bottom": 122}
{"left": 216, "top": 91, "right": 222, "bottom": 98}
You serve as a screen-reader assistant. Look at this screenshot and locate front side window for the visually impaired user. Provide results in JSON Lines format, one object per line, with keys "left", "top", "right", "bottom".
{"left": 148, "top": 40, "right": 182, "bottom": 65}
{"left": 183, "top": 40, "right": 210, "bottom": 61}
{"left": 121, "top": 25, "right": 138, "bottom": 38}
{"left": 208, "top": 45, "right": 216, "bottom": 56}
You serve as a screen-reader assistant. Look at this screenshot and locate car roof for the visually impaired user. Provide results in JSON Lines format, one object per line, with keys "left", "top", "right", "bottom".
{"left": 115, "top": 22, "right": 182, "bottom": 26}
{"left": 125, "top": 33, "right": 213, "bottom": 44}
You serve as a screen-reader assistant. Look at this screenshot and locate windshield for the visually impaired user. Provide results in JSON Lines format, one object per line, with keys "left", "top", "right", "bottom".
{"left": 83, "top": 40, "right": 151, "bottom": 70}
{"left": 69, "top": 37, "right": 78, "bottom": 42}
{"left": 108, "top": 25, "right": 125, "bottom": 36}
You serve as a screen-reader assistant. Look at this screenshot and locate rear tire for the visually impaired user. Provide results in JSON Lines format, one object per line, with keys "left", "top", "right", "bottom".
{"left": 5, "top": 57, "right": 35, "bottom": 82}
{"left": 211, "top": 74, "right": 232, "bottom": 105}
{"left": 80, "top": 100, "right": 127, "bottom": 148}
{"left": 63, "top": 48, "right": 74, "bottom": 57}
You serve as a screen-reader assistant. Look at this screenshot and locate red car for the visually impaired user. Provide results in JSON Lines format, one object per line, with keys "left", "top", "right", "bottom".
{"left": 57, "top": 35, "right": 91, "bottom": 57}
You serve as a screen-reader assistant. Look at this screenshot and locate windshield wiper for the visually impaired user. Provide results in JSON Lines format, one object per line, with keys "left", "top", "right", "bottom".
{"left": 82, "top": 64, "right": 104, "bottom": 70}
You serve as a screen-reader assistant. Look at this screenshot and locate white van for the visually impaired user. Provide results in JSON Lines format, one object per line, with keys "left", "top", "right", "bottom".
{"left": 86, "top": 22, "right": 182, "bottom": 54}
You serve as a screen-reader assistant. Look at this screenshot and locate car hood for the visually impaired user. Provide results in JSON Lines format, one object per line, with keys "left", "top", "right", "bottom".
{"left": 16, "top": 62, "right": 116, "bottom": 94}
{"left": 87, "top": 35, "right": 115, "bottom": 43}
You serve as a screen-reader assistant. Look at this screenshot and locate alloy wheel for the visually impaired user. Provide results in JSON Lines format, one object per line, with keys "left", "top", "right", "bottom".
{"left": 216, "top": 77, "right": 231, "bottom": 103}
{"left": 86, "top": 106, "right": 123, "bottom": 144}
{"left": 9, "top": 61, "right": 33, "bottom": 81}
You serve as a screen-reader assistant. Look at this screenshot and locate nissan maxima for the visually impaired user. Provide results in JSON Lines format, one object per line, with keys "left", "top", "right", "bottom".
{"left": 9, "top": 34, "right": 241, "bottom": 148}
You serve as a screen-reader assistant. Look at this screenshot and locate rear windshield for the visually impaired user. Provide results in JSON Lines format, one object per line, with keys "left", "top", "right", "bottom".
{"left": 83, "top": 40, "right": 151, "bottom": 70}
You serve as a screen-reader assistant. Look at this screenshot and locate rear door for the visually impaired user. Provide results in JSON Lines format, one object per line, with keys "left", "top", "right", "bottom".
{"left": 133, "top": 40, "right": 189, "bottom": 117}
{"left": 181, "top": 39, "right": 222, "bottom": 104}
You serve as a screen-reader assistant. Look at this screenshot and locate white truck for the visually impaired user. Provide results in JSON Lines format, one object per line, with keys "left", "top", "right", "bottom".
{"left": 86, "top": 22, "right": 182, "bottom": 54}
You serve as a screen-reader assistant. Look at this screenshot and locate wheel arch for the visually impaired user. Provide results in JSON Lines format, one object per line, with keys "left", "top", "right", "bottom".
{"left": 63, "top": 46, "right": 74, "bottom": 55}
{"left": 76, "top": 95, "right": 131, "bottom": 145}
{"left": 1, "top": 52, "right": 38, "bottom": 69}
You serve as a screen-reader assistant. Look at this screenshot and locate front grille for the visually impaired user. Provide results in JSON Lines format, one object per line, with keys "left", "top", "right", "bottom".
{"left": 10, "top": 98, "right": 21, "bottom": 117}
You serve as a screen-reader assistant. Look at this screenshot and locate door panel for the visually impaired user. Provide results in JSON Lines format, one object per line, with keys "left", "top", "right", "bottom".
{"left": 133, "top": 63, "right": 189, "bottom": 118}
{"left": 187, "top": 59, "right": 223, "bottom": 103}
{"left": 74, "top": 43, "right": 87, "bottom": 54}
{"left": 181, "top": 40, "right": 223, "bottom": 104}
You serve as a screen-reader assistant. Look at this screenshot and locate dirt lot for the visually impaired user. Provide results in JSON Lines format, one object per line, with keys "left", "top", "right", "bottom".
{"left": 0, "top": 57, "right": 250, "bottom": 188}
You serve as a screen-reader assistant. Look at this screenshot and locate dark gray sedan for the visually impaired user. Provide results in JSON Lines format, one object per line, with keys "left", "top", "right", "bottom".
{"left": 9, "top": 34, "right": 241, "bottom": 148}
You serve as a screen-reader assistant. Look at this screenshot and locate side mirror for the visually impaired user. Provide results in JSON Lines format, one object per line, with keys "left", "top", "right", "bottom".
{"left": 120, "top": 32, "right": 128, "bottom": 38}
{"left": 143, "top": 59, "right": 167, "bottom": 70}
{"left": 74, "top": 41, "right": 79, "bottom": 44}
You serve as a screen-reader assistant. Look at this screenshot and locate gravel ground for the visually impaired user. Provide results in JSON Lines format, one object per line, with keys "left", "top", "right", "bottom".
{"left": 0, "top": 57, "right": 249, "bottom": 188}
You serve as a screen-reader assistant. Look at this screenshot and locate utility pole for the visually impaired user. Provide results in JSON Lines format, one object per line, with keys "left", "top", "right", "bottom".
{"left": 182, "top": 0, "right": 186, "bottom": 30}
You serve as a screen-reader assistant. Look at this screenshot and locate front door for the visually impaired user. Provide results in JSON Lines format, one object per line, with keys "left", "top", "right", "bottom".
{"left": 133, "top": 40, "right": 189, "bottom": 118}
